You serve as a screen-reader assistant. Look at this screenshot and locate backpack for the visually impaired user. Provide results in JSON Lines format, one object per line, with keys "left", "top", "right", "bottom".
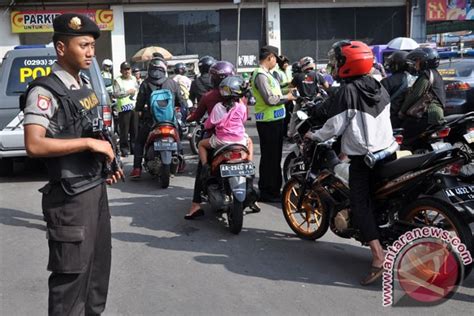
{"left": 149, "top": 88, "right": 175, "bottom": 124}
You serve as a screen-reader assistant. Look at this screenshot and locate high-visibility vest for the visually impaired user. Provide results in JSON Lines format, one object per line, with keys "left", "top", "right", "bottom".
{"left": 115, "top": 76, "right": 136, "bottom": 112}
{"left": 251, "top": 67, "right": 285, "bottom": 122}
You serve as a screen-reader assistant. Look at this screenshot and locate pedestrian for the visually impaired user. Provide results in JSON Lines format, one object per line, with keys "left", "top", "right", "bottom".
{"left": 252, "top": 45, "right": 296, "bottom": 202}
{"left": 133, "top": 67, "right": 143, "bottom": 86}
{"left": 172, "top": 62, "right": 192, "bottom": 102}
{"left": 22, "top": 13, "right": 123, "bottom": 315}
{"left": 114, "top": 61, "right": 138, "bottom": 157}
{"left": 274, "top": 55, "right": 293, "bottom": 138}
{"left": 101, "top": 58, "right": 114, "bottom": 96}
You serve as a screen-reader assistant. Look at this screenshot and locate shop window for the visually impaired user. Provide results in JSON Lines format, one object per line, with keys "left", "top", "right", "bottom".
{"left": 281, "top": 7, "right": 406, "bottom": 65}
{"left": 125, "top": 11, "right": 220, "bottom": 61}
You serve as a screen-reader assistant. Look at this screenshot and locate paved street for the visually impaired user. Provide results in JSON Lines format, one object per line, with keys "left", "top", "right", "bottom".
{"left": 1, "top": 120, "right": 473, "bottom": 315}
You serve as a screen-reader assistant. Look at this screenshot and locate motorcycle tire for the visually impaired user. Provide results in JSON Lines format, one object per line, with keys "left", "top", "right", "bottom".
{"left": 399, "top": 198, "right": 473, "bottom": 279}
{"left": 282, "top": 177, "right": 329, "bottom": 240}
{"left": 190, "top": 125, "right": 202, "bottom": 155}
{"left": 160, "top": 164, "right": 171, "bottom": 189}
{"left": 283, "top": 151, "right": 298, "bottom": 183}
{"left": 228, "top": 199, "right": 244, "bottom": 235}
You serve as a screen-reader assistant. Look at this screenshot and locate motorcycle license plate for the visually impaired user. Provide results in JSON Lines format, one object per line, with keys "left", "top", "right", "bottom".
{"left": 444, "top": 185, "right": 474, "bottom": 204}
{"left": 154, "top": 141, "right": 177, "bottom": 151}
{"left": 463, "top": 131, "right": 474, "bottom": 144}
{"left": 220, "top": 163, "right": 255, "bottom": 177}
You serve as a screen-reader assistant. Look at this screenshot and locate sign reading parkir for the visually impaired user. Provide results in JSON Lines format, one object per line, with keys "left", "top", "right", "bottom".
{"left": 11, "top": 9, "right": 114, "bottom": 33}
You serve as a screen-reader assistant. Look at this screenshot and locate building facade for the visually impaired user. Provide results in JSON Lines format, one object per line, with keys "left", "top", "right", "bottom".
{"left": 1, "top": 0, "right": 409, "bottom": 75}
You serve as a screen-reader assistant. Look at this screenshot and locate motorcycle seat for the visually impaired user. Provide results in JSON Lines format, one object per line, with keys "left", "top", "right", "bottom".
{"left": 377, "top": 151, "right": 439, "bottom": 179}
{"left": 212, "top": 143, "right": 249, "bottom": 158}
{"left": 154, "top": 121, "right": 177, "bottom": 128}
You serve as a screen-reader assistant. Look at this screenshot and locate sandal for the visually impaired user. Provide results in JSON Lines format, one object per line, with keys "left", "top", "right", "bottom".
{"left": 360, "top": 266, "right": 384, "bottom": 286}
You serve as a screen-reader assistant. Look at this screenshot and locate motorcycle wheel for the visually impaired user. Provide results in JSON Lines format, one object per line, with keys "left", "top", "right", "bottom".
{"left": 400, "top": 198, "right": 473, "bottom": 278}
{"left": 228, "top": 199, "right": 244, "bottom": 235}
{"left": 282, "top": 177, "right": 329, "bottom": 240}
{"left": 190, "top": 125, "right": 202, "bottom": 155}
{"left": 283, "top": 152, "right": 297, "bottom": 183}
{"left": 160, "top": 164, "right": 171, "bottom": 188}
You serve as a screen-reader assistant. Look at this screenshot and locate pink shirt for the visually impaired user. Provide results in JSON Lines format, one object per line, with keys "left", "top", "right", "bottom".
{"left": 205, "top": 101, "right": 247, "bottom": 142}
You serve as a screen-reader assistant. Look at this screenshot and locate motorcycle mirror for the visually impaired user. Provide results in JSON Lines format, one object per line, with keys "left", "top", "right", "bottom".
{"left": 296, "top": 110, "right": 309, "bottom": 121}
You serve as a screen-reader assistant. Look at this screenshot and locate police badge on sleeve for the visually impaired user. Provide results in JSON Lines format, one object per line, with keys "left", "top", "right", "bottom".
{"left": 37, "top": 95, "right": 52, "bottom": 111}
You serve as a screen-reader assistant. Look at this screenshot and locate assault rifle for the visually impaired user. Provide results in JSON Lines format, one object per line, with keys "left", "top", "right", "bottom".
{"left": 93, "top": 118, "right": 125, "bottom": 182}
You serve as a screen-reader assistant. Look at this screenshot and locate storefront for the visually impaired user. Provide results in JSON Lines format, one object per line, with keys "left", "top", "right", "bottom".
{"left": 2, "top": 0, "right": 408, "bottom": 75}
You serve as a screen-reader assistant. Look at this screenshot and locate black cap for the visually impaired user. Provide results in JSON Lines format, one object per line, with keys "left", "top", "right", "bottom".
{"left": 260, "top": 45, "right": 281, "bottom": 61}
{"left": 132, "top": 67, "right": 140, "bottom": 73}
{"left": 53, "top": 13, "right": 100, "bottom": 39}
{"left": 120, "top": 61, "right": 131, "bottom": 70}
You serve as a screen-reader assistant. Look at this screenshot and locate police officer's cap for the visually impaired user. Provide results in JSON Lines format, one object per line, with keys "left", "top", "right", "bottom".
{"left": 120, "top": 61, "right": 131, "bottom": 70}
{"left": 260, "top": 45, "right": 282, "bottom": 62}
{"left": 53, "top": 13, "right": 100, "bottom": 39}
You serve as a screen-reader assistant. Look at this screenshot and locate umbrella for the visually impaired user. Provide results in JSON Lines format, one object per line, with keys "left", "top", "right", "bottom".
{"left": 131, "top": 46, "right": 173, "bottom": 62}
{"left": 386, "top": 37, "right": 419, "bottom": 51}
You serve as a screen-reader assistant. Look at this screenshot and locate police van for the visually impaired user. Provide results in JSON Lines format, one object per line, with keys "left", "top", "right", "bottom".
{"left": 0, "top": 45, "right": 110, "bottom": 176}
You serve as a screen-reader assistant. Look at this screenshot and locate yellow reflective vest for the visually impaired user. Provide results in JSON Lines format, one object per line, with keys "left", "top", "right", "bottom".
{"left": 251, "top": 67, "right": 285, "bottom": 122}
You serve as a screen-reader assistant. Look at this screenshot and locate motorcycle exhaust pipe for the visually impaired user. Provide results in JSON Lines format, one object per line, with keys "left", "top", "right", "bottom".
{"left": 171, "top": 156, "right": 180, "bottom": 174}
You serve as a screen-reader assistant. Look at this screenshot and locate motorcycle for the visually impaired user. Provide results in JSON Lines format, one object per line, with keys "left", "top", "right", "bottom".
{"left": 143, "top": 120, "right": 183, "bottom": 188}
{"left": 201, "top": 143, "right": 257, "bottom": 234}
{"left": 396, "top": 111, "right": 474, "bottom": 180}
{"left": 284, "top": 98, "right": 328, "bottom": 182}
{"left": 282, "top": 132, "right": 474, "bottom": 277}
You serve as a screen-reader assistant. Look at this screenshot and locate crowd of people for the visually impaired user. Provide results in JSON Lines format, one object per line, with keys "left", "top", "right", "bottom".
{"left": 101, "top": 40, "right": 446, "bottom": 283}
{"left": 22, "top": 12, "right": 448, "bottom": 315}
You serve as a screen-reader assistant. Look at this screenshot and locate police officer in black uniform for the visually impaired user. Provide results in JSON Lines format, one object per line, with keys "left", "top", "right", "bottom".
{"left": 23, "top": 13, "right": 122, "bottom": 315}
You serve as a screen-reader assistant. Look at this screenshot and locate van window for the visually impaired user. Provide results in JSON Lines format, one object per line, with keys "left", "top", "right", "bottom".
{"left": 6, "top": 56, "right": 57, "bottom": 96}
{"left": 6, "top": 56, "right": 93, "bottom": 96}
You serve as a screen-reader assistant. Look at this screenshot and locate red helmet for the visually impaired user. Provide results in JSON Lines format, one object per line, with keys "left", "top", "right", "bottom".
{"left": 332, "top": 40, "right": 373, "bottom": 79}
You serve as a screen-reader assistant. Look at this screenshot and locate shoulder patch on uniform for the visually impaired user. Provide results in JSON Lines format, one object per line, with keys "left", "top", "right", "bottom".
{"left": 37, "top": 95, "right": 52, "bottom": 111}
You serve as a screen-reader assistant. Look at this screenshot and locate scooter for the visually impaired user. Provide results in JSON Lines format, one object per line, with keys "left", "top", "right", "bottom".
{"left": 202, "top": 143, "right": 257, "bottom": 234}
{"left": 143, "top": 121, "right": 183, "bottom": 188}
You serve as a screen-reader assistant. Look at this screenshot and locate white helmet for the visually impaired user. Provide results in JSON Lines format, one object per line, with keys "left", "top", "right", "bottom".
{"left": 299, "top": 56, "right": 315, "bottom": 72}
{"left": 102, "top": 59, "right": 113, "bottom": 68}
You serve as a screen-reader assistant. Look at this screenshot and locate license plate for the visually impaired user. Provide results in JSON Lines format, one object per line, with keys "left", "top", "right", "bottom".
{"left": 154, "top": 141, "right": 177, "bottom": 151}
{"left": 463, "top": 131, "right": 474, "bottom": 144}
{"left": 444, "top": 185, "right": 474, "bottom": 204}
{"left": 220, "top": 163, "right": 255, "bottom": 177}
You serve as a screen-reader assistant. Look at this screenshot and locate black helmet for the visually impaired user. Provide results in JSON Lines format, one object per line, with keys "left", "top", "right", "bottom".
{"left": 406, "top": 47, "right": 440, "bottom": 70}
{"left": 209, "top": 61, "right": 236, "bottom": 87}
{"left": 219, "top": 75, "right": 249, "bottom": 99}
{"left": 198, "top": 56, "right": 216, "bottom": 74}
{"left": 384, "top": 51, "right": 409, "bottom": 73}
{"left": 291, "top": 61, "right": 301, "bottom": 74}
{"left": 174, "top": 62, "right": 186, "bottom": 75}
{"left": 148, "top": 57, "right": 167, "bottom": 79}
